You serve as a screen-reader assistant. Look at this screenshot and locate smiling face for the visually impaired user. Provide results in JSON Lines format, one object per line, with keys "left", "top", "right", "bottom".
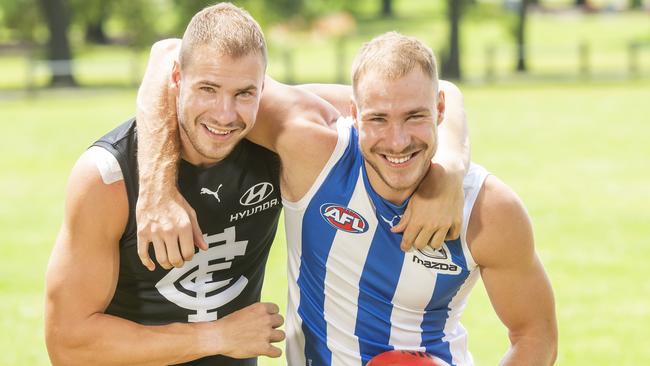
{"left": 171, "top": 48, "right": 265, "bottom": 166}
{"left": 353, "top": 67, "right": 445, "bottom": 204}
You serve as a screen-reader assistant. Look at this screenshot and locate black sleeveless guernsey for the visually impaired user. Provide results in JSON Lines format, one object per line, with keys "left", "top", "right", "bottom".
{"left": 92, "top": 119, "right": 282, "bottom": 366}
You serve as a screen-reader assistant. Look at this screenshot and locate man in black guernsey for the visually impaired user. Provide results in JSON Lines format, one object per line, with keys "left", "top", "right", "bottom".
{"left": 45, "top": 4, "right": 286, "bottom": 365}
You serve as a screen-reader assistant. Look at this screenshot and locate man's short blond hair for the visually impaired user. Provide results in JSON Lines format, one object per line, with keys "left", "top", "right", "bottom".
{"left": 180, "top": 2, "right": 267, "bottom": 69}
{"left": 351, "top": 32, "right": 438, "bottom": 98}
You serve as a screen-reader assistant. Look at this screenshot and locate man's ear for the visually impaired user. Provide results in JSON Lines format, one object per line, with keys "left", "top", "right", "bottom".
{"left": 171, "top": 61, "right": 181, "bottom": 88}
{"left": 436, "top": 90, "right": 446, "bottom": 125}
{"left": 350, "top": 100, "right": 359, "bottom": 127}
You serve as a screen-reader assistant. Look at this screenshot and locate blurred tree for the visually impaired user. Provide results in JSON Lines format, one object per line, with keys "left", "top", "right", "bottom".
{"left": 575, "top": 0, "right": 586, "bottom": 5}
{"left": 380, "top": 0, "right": 393, "bottom": 17}
{"left": 516, "top": 0, "right": 529, "bottom": 72}
{"left": 629, "top": 0, "right": 642, "bottom": 8}
{"left": 69, "top": 0, "right": 110, "bottom": 44}
{"left": 38, "top": 0, "right": 77, "bottom": 86}
{"left": 442, "top": 0, "right": 465, "bottom": 80}
{"left": 0, "top": 0, "right": 43, "bottom": 42}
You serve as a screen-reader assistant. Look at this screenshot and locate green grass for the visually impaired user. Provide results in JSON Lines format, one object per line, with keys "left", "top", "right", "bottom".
{"left": 1, "top": 79, "right": 648, "bottom": 365}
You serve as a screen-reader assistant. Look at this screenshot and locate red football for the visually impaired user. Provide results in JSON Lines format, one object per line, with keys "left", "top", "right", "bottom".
{"left": 367, "top": 350, "right": 442, "bottom": 366}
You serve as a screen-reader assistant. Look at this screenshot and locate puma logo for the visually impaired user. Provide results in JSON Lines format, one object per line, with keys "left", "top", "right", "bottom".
{"left": 380, "top": 214, "right": 402, "bottom": 229}
{"left": 200, "top": 184, "right": 223, "bottom": 202}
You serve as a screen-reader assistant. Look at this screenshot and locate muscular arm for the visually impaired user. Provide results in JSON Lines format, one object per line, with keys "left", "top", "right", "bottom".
{"left": 45, "top": 152, "right": 285, "bottom": 365}
{"left": 135, "top": 39, "right": 207, "bottom": 271}
{"left": 45, "top": 152, "right": 215, "bottom": 365}
{"left": 469, "top": 176, "right": 558, "bottom": 365}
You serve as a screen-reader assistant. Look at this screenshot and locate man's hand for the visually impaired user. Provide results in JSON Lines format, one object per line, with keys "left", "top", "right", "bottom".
{"left": 212, "top": 302, "right": 286, "bottom": 359}
{"left": 136, "top": 190, "right": 208, "bottom": 270}
{"left": 392, "top": 162, "right": 464, "bottom": 251}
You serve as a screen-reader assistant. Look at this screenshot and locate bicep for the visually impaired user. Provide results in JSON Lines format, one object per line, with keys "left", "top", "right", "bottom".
{"left": 470, "top": 176, "right": 556, "bottom": 337}
{"left": 46, "top": 153, "right": 128, "bottom": 327}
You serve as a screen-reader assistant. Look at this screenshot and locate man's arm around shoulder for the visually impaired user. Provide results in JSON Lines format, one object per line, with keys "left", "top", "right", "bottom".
{"left": 469, "top": 175, "right": 558, "bottom": 366}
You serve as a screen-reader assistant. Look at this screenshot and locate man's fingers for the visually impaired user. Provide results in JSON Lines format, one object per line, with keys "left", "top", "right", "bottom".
{"left": 151, "top": 237, "right": 172, "bottom": 270}
{"left": 137, "top": 235, "right": 155, "bottom": 271}
{"left": 270, "top": 314, "right": 284, "bottom": 328}
{"left": 413, "top": 227, "right": 436, "bottom": 250}
{"left": 178, "top": 223, "right": 195, "bottom": 262}
{"left": 164, "top": 234, "right": 185, "bottom": 268}
{"left": 262, "top": 302, "right": 280, "bottom": 314}
{"left": 269, "top": 329, "right": 286, "bottom": 343}
{"left": 429, "top": 229, "right": 448, "bottom": 250}
{"left": 400, "top": 222, "right": 420, "bottom": 251}
{"left": 265, "top": 345, "right": 283, "bottom": 358}
{"left": 189, "top": 210, "right": 208, "bottom": 250}
{"left": 446, "top": 221, "right": 461, "bottom": 240}
{"left": 391, "top": 210, "right": 410, "bottom": 234}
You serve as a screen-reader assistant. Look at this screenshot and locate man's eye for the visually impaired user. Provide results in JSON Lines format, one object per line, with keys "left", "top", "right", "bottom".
{"left": 200, "top": 86, "right": 216, "bottom": 93}
{"left": 237, "top": 91, "right": 253, "bottom": 98}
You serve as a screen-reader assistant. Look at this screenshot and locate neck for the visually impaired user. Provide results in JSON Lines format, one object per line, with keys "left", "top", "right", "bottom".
{"left": 179, "top": 127, "right": 223, "bottom": 168}
{"left": 364, "top": 161, "right": 417, "bottom": 206}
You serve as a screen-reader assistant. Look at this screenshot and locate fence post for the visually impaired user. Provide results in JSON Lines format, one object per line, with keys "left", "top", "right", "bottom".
{"left": 25, "top": 48, "right": 37, "bottom": 97}
{"left": 335, "top": 36, "right": 346, "bottom": 84}
{"left": 485, "top": 44, "right": 496, "bottom": 83}
{"left": 282, "top": 48, "right": 295, "bottom": 85}
{"left": 579, "top": 41, "right": 590, "bottom": 79}
{"left": 628, "top": 42, "right": 639, "bottom": 79}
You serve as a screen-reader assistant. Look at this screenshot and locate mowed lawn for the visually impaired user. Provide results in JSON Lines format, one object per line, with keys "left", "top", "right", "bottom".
{"left": 0, "top": 80, "right": 648, "bottom": 365}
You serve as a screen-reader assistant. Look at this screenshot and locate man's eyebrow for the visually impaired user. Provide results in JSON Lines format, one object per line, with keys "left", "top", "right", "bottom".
{"left": 236, "top": 84, "right": 258, "bottom": 93}
{"left": 197, "top": 80, "right": 221, "bottom": 88}
{"left": 404, "top": 107, "right": 430, "bottom": 116}
{"left": 362, "top": 111, "right": 388, "bottom": 118}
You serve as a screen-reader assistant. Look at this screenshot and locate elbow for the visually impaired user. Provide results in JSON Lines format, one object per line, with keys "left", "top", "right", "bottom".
{"left": 150, "top": 38, "right": 182, "bottom": 55}
{"left": 45, "top": 319, "right": 93, "bottom": 366}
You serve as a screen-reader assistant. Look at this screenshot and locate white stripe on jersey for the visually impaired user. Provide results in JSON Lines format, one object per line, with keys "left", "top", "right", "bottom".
{"left": 323, "top": 168, "right": 378, "bottom": 366}
{"left": 388, "top": 252, "right": 437, "bottom": 350}
{"left": 284, "top": 117, "right": 353, "bottom": 366}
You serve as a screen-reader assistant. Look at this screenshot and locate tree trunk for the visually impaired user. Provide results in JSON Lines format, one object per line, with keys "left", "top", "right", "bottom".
{"left": 381, "top": 0, "right": 393, "bottom": 17}
{"left": 86, "top": 1, "right": 109, "bottom": 44}
{"left": 39, "top": 0, "right": 76, "bottom": 87}
{"left": 575, "top": 0, "right": 586, "bottom": 6}
{"left": 443, "top": 0, "right": 462, "bottom": 80}
{"left": 85, "top": 21, "right": 109, "bottom": 44}
{"left": 516, "top": 0, "right": 528, "bottom": 72}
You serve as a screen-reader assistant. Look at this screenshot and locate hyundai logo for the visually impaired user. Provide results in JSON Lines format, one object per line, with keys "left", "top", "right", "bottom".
{"left": 239, "top": 182, "right": 274, "bottom": 206}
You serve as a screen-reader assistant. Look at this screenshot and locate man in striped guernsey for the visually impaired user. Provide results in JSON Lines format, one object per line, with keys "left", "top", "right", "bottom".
{"left": 252, "top": 33, "right": 558, "bottom": 365}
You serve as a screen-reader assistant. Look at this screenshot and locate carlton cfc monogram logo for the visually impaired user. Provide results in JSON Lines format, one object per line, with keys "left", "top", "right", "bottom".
{"left": 320, "top": 203, "right": 369, "bottom": 234}
{"left": 155, "top": 226, "right": 249, "bottom": 322}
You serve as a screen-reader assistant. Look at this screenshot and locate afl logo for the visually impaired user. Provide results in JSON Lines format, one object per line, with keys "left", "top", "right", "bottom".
{"left": 320, "top": 203, "right": 369, "bottom": 234}
{"left": 239, "top": 182, "right": 274, "bottom": 206}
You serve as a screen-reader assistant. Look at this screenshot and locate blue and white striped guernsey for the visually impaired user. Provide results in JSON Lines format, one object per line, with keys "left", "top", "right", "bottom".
{"left": 283, "top": 117, "right": 489, "bottom": 366}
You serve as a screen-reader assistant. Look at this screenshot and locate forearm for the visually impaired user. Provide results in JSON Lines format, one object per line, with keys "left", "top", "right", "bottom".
{"left": 436, "top": 80, "right": 470, "bottom": 174}
{"left": 296, "top": 83, "right": 352, "bottom": 117}
{"left": 48, "top": 314, "right": 216, "bottom": 366}
{"left": 136, "top": 39, "right": 182, "bottom": 198}
{"left": 501, "top": 332, "right": 558, "bottom": 366}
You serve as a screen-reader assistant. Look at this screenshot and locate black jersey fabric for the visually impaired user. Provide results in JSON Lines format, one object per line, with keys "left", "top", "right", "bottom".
{"left": 92, "top": 118, "right": 282, "bottom": 366}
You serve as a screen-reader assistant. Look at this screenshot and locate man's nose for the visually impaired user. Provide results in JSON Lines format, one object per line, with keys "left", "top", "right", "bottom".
{"left": 385, "top": 124, "right": 410, "bottom": 152}
{"left": 208, "top": 95, "right": 237, "bottom": 125}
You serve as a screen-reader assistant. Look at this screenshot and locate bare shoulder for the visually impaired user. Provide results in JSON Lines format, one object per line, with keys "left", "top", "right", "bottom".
{"left": 467, "top": 175, "right": 535, "bottom": 269}
{"left": 63, "top": 149, "right": 128, "bottom": 240}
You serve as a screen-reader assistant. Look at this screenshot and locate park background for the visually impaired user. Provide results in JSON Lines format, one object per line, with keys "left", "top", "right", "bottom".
{"left": 1, "top": 0, "right": 649, "bottom": 364}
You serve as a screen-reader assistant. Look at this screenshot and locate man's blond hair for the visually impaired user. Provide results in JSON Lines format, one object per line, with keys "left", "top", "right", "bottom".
{"left": 180, "top": 2, "right": 267, "bottom": 68}
{"left": 351, "top": 32, "right": 438, "bottom": 98}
